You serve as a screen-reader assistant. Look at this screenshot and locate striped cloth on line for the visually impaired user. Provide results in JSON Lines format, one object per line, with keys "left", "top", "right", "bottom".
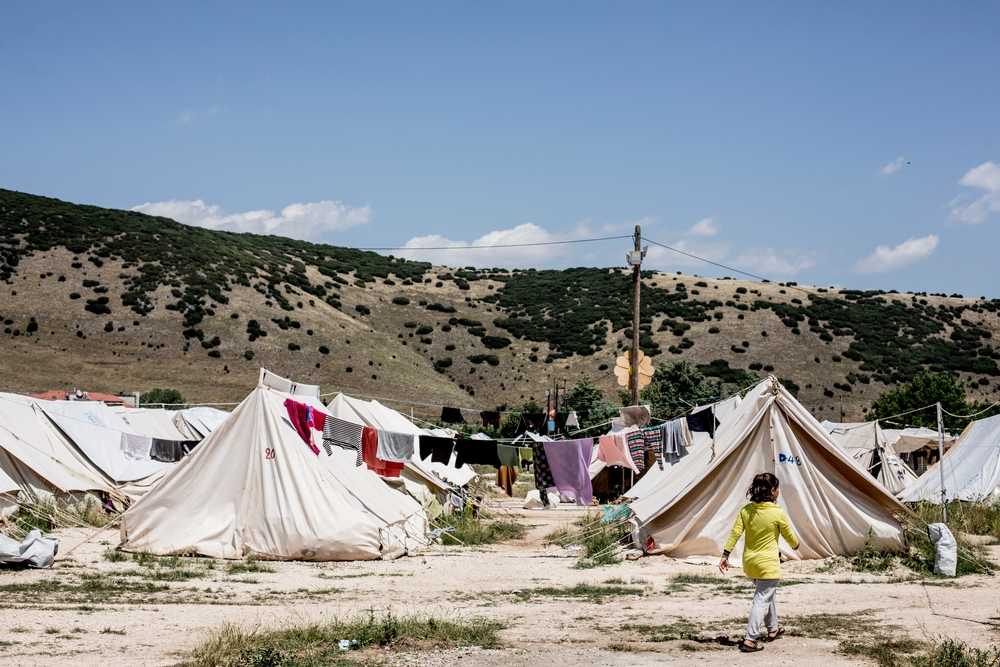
{"left": 626, "top": 430, "right": 646, "bottom": 472}
{"left": 322, "top": 416, "right": 364, "bottom": 466}
{"left": 643, "top": 426, "right": 664, "bottom": 470}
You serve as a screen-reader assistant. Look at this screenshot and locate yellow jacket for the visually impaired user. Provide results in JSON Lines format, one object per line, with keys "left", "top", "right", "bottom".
{"left": 724, "top": 502, "right": 798, "bottom": 580}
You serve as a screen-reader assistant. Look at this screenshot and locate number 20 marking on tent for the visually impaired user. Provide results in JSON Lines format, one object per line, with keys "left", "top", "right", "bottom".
{"left": 265, "top": 448, "right": 276, "bottom": 460}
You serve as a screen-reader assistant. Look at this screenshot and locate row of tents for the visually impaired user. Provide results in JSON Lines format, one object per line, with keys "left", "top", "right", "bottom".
{"left": 6, "top": 367, "right": 1000, "bottom": 567}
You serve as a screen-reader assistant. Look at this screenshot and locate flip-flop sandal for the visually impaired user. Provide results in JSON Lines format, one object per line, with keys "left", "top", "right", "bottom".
{"left": 739, "top": 640, "right": 764, "bottom": 652}
{"left": 766, "top": 628, "right": 785, "bottom": 641}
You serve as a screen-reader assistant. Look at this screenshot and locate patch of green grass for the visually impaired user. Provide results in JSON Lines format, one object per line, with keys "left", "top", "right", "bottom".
{"left": 227, "top": 560, "right": 277, "bottom": 575}
{"left": 841, "top": 635, "right": 925, "bottom": 667}
{"left": 179, "top": 610, "right": 505, "bottom": 667}
{"left": 101, "top": 628, "right": 126, "bottom": 635}
{"left": 102, "top": 549, "right": 128, "bottom": 563}
{"left": 433, "top": 514, "right": 527, "bottom": 546}
{"left": 912, "top": 639, "right": 1000, "bottom": 667}
{"left": 9, "top": 627, "right": 28, "bottom": 633}
{"left": 785, "top": 610, "right": 877, "bottom": 639}
{"left": 606, "top": 642, "right": 651, "bottom": 652}
{"left": 44, "top": 627, "right": 60, "bottom": 634}
{"left": 901, "top": 522, "right": 992, "bottom": 577}
{"left": 911, "top": 501, "right": 1000, "bottom": 541}
{"left": 515, "top": 583, "right": 644, "bottom": 605}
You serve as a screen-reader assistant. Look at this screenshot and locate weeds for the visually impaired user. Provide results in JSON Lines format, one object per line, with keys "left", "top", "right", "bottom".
{"left": 227, "top": 559, "right": 277, "bottom": 575}
{"left": 545, "top": 511, "right": 631, "bottom": 568}
{"left": 514, "top": 583, "right": 644, "bottom": 604}
{"left": 180, "top": 610, "right": 505, "bottom": 667}
{"left": 4, "top": 496, "right": 111, "bottom": 539}
{"left": 841, "top": 635, "right": 925, "bottom": 667}
{"left": 433, "top": 514, "right": 526, "bottom": 546}
{"left": 912, "top": 639, "right": 1000, "bottom": 667}
{"left": 910, "top": 501, "right": 1000, "bottom": 542}
{"left": 901, "top": 522, "right": 992, "bottom": 577}
{"left": 852, "top": 529, "right": 895, "bottom": 573}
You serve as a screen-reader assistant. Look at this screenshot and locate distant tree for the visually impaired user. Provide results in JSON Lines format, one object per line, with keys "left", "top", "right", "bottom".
{"left": 500, "top": 399, "right": 543, "bottom": 438}
{"left": 561, "top": 376, "right": 617, "bottom": 432}
{"left": 867, "top": 373, "right": 996, "bottom": 432}
{"left": 140, "top": 388, "right": 185, "bottom": 410}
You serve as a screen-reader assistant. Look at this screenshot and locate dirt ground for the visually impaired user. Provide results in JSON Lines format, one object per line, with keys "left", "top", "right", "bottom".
{"left": 1, "top": 504, "right": 998, "bottom": 667}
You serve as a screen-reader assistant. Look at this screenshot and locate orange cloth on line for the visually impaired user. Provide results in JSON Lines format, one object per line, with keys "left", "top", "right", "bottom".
{"left": 496, "top": 466, "right": 518, "bottom": 496}
{"left": 361, "top": 426, "right": 403, "bottom": 478}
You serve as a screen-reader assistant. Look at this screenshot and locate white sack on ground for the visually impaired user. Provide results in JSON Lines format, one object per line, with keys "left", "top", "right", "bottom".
{"left": 0, "top": 529, "right": 58, "bottom": 568}
{"left": 926, "top": 523, "right": 957, "bottom": 577}
{"left": 630, "top": 377, "right": 911, "bottom": 563}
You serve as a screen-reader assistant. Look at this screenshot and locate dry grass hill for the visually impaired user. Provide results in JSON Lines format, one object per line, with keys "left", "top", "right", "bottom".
{"left": 2, "top": 188, "right": 999, "bottom": 424}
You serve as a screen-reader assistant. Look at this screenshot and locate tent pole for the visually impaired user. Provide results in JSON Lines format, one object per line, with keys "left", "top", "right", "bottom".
{"left": 937, "top": 402, "right": 947, "bottom": 523}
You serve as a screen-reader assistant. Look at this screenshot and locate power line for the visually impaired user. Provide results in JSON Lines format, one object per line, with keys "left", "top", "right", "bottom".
{"left": 358, "top": 235, "right": 632, "bottom": 252}
{"left": 644, "top": 237, "right": 770, "bottom": 283}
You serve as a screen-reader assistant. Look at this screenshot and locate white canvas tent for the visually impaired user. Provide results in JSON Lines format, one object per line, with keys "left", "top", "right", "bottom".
{"left": 172, "top": 406, "right": 230, "bottom": 440}
{"left": 37, "top": 400, "right": 172, "bottom": 483}
{"left": 900, "top": 414, "right": 1000, "bottom": 503}
{"left": 821, "top": 421, "right": 919, "bottom": 496}
{"left": 630, "top": 377, "right": 911, "bottom": 563}
{"left": 113, "top": 407, "right": 191, "bottom": 441}
{"left": 0, "top": 393, "right": 115, "bottom": 497}
{"left": 883, "top": 427, "right": 954, "bottom": 456}
{"left": 120, "top": 382, "right": 427, "bottom": 560}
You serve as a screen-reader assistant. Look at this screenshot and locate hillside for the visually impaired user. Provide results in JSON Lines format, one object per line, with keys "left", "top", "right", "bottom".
{"left": 2, "top": 188, "right": 999, "bottom": 424}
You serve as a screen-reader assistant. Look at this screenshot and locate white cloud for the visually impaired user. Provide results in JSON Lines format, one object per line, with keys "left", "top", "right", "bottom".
{"left": 399, "top": 223, "right": 596, "bottom": 268}
{"left": 687, "top": 218, "right": 718, "bottom": 236}
{"left": 960, "top": 161, "right": 1000, "bottom": 191}
{"left": 176, "top": 110, "right": 193, "bottom": 124}
{"left": 880, "top": 157, "right": 906, "bottom": 175}
{"left": 732, "top": 248, "right": 819, "bottom": 276}
{"left": 851, "top": 235, "right": 939, "bottom": 274}
{"left": 132, "top": 199, "right": 373, "bottom": 241}
{"left": 948, "top": 162, "right": 1000, "bottom": 224}
{"left": 643, "top": 238, "right": 733, "bottom": 269}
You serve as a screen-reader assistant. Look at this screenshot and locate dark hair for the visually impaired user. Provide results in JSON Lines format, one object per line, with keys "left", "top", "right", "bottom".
{"left": 747, "top": 472, "right": 779, "bottom": 503}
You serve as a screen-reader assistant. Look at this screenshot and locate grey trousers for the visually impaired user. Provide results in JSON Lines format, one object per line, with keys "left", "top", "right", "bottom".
{"left": 745, "top": 578, "right": 779, "bottom": 641}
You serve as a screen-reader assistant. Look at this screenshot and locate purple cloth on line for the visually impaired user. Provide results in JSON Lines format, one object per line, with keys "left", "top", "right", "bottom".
{"left": 542, "top": 439, "right": 594, "bottom": 506}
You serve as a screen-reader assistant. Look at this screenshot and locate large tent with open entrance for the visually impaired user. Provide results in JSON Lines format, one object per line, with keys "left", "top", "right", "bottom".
{"left": 629, "top": 377, "right": 912, "bottom": 563}
{"left": 119, "top": 372, "right": 428, "bottom": 560}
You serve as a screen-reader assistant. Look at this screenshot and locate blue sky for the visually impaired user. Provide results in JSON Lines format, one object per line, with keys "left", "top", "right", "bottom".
{"left": 2, "top": 2, "right": 999, "bottom": 295}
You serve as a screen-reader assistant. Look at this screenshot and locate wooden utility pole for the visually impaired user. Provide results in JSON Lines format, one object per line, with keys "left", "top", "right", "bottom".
{"left": 631, "top": 225, "right": 642, "bottom": 407}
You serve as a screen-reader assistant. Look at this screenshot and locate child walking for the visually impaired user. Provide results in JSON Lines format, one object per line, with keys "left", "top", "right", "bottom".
{"left": 718, "top": 472, "right": 799, "bottom": 653}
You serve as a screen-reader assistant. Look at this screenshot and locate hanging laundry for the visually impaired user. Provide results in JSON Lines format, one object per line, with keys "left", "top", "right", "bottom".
{"left": 440, "top": 407, "right": 465, "bottom": 424}
{"left": 120, "top": 433, "right": 152, "bottom": 461}
{"left": 497, "top": 443, "right": 520, "bottom": 467}
{"left": 150, "top": 438, "right": 188, "bottom": 463}
{"left": 515, "top": 413, "right": 547, "bottom": 436}
{"left": 376, "top": 430, "right": 415, "bottom": 463}
{"left": 642, "top": 426, "right": 664, "bottom": 471}
{"left": 686, "top": 407, "right": 719, "bottom": 436}
{"left": 565, "top": 411, "right": 580, "bottom": 428}
{"left": 626, "top": 430, "right": 646, "bottom": 472}
{"left": 542, "top": 439, "right": 594, "bottom": 506}
{"left": 518, "top": 446, "right": 534, "bottom": 470}
{"left": 598, "top": 433, "right": 639, "bottom": 473}
{"left": 454, "top": 439, "right": 501, "bottom": 467}
{"left": 480, "top": 411, "right": 502, "bottom": 429}
{"left": 531, "top": 442, "right": 555, "bottom": 496}
{"left": 307, "top": 409, "right": 325, "bottom": 433}
{"left": 322, "top": 416, "right": 364, "bottom": 466}
{"left": 283, "top": 398, "right": 320, "bottom": 455}
{"left": 495, "top": 466, "right": 518, "bottom": 497}
{"left": 361, "top": 426, "right": 403, "bottom": 477}
{"left": 419, "top": 436, "right": 455, "bottom": 464}
{"left": 619, "top": 406, "right": 651, "bottom": 428}
{"left": 661, "top": 418, "right": 689, "bottom": 465}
